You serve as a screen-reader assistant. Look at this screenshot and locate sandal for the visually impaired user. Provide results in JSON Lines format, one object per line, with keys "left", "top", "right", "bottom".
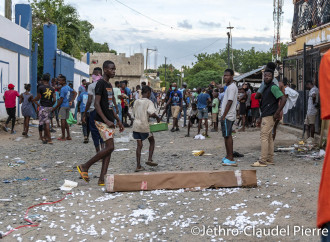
{"left": 135, "top": 166, "right": 145, "bottom": 172}
{"left": 266, "top": 161, "right": 275, "bottom": 165}
{"left": 98, "top": 182, "right": 105, "bottom": 186}
{"left": 57, "top": 137, "right": 66, "bottom": 141}
{"left": 146, "top": 161, "right": 158, "bottom": 167}
{"left": 66, "top": 137, "right": 72, "bottom": 140}
{"left": 77, "top": 165, "right": 89, "bottom": 182}
{"left": 251, "top": 161, "right": 268, "bottom": 167}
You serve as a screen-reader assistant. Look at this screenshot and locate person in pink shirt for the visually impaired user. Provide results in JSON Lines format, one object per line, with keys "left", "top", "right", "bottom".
{"left": 3, "top": 84, "right": 20, "bottom": 134}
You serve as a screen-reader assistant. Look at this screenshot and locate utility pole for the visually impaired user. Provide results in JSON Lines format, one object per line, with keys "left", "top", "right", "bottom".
{"left": 145, "top": 48, "right": 157, "bottom": 73}
{"left": 227, "top": 23, "right": 234, "bottom": 70}
{"left": 164, "top": 57, "right": 167, "bottom": 88}
{"left": 5, "top": 0, "right": 12, "bottom": 20}
{"left": 226, "top": 32, "right": 230, "bottom": 69}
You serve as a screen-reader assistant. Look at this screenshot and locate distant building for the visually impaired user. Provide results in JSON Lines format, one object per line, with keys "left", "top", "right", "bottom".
{"left": 283, "top": 0, "right": 330, "bottom": 132}
{"left": 82, "top": 53, "right": 144, "bottom": 89}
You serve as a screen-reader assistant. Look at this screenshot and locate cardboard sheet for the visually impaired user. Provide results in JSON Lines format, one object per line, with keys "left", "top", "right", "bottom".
{"left": 105, "top": 170, "right": 257, "bottom": 193}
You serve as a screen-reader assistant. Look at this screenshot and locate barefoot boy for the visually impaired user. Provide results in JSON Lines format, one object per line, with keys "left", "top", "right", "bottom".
{"left": 185, "top": 103, "right": 198, "bottom": 137}
{"left": 133, "top": 85, "right": 161, "bottom": 172}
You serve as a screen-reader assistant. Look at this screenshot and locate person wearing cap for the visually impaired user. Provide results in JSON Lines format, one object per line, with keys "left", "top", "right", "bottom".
{"left": 3, "top": 84, "right": 20, "bottom": 134}
{"left": 251, "top": 68, "right": 286, "bottom": 167}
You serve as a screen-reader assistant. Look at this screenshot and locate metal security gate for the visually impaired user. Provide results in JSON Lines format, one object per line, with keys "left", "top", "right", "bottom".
{"left": 283, "top": 45, "right": 321, "bottom": 132}
{"left": 55, "top": 50, "right": 74, "bottom": 85}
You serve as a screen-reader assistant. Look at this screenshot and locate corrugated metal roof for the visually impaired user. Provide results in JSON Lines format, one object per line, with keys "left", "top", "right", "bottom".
{"left": 233, "top": 65, "right": 265, "bottom": 81}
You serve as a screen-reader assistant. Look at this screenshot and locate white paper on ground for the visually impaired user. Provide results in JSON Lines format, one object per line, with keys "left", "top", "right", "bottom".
{"left": 194, "top": 134, "right": 205, "bottom": 140}
{"left": 60, "top": 180, "right": 78, "bottom": 191}
{"left": 114, "top": 148, "right": 130, "bottom": 152}
{"left": 114, "top": 135, "right": 131, "bottom": 143}
{"left": 319, "top": 149, "right": 326, "bottom": 157}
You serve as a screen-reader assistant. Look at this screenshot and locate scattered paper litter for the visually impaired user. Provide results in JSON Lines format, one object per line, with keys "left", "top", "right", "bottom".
{"left": 114, "top": 134, "right": 131, "bottom": 143}
{"left": 270, "top": 201, "right": 283, "bottom": 206}
{"left": 130, "top": 208, "right": 155, "bottom": 224}
{"left": 319, "top": 149, "right": 326, "bottom": 157}
{"left": 114, "top": 148, "right": 130, "bottom": 152}
{"left": 194, "top": 134, "right": 205, "bottom": 140}
{"left": 56, "top": 161, "right": 65, "bottom": 164}
{"left": 60, "top": 180, "right": 78, "bottom": 191}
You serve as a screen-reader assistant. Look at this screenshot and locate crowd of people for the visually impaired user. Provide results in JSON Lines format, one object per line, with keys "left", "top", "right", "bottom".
{"left": 2, "top": 60, "right": 320, "bottom": 179}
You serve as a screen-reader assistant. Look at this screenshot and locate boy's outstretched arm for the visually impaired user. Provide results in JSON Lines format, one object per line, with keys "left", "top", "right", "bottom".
{"left": 150, "top": 113, "right": 161, "bottom": 123}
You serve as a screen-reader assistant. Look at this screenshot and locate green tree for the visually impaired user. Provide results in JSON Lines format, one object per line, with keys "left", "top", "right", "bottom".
{"left": 187, "top": 70, "right": 223, "bottom": 88}
{"left": 157, "top": 64, "right": 181, "bottom": 89}
{"left": 30, "top": 0, "right": 116, "bottom": 75}
{"left": 183, "top": 52, "right": 226, "bottom": 88}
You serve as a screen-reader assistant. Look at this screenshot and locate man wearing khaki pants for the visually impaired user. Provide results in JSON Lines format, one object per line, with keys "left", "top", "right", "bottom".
{"left": 165, "top": 83, "right": 182, "bottom": 132}
{"left": 252, "top": 67, "right": 287, "bottom": 167}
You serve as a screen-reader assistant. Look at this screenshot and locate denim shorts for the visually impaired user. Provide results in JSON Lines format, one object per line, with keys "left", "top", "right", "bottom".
{"left": 221, "top": 119, "right": 234, "bottom": 138}
{"left": 198, "top": 108, "right": 208, "bottom": 119}
{"left": 89, "top": 110, "right": 104, "bottom": 148}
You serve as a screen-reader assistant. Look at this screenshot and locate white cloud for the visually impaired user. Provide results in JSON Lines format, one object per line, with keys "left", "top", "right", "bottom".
{"left": 3, "top": 0, "right": 294, "bottom": 68}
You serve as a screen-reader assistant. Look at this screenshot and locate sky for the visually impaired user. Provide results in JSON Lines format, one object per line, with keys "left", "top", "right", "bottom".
{"left": 0, "top": 0, "right": 294, "bottom": 69}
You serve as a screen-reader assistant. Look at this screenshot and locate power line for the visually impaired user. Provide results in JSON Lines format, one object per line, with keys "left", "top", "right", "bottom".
{"left": 107, "top": 0, "right": 227, "bottom": 65}
{"left": 113, "top": 0, "right": 176, "bottom": 29}
{"left": 111, "top": 0, "right": 222, "bottom": 35}
{"left": 171, "top": 38, "right": 223, "bottom": 60}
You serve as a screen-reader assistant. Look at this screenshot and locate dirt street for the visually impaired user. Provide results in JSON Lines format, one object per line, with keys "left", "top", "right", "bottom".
{"left": 0, "top": 120, "right": 324, "bottom": 241}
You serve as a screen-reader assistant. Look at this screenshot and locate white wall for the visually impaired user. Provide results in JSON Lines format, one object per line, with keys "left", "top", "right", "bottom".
{"left": 0, "top": 16, "right": 30, "bottom": 48}
{"left": 73, "top": 58, "right": 89, "bottom": 92}
{"left": 0, "top": 15, "right": 30, "bottom": 119}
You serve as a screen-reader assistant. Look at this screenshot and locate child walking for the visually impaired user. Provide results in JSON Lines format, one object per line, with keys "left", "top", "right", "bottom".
{"left": 133, "top": 85, "right": 161, "bottom": 172}
{"left": 19, "top": 84, "right": 36, "bottom": 137}
{"left": 77, "top": 83, "right": 90, "bottom": 143}
{"left": 3, "top": 84, "right": 20, "bottom": 134}
{"left": 211, "top": 90, "right": 220, "bottom": 132}
{"left": 185, "top": 103, "right": 199, "bottom": 137}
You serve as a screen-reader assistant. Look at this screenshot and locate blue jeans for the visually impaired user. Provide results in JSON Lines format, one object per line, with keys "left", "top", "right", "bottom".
{"left": 183, "top": 106, "right": 187, "bottom": 126}
{"left": 178, "top": 106, "right": 187, "bottom": 125}
{"left": 89, "top": 110, "right": 104, "bottom": 148}
{"left": 114, "top": 105, "right": 122, "bottom": 124}
{"left": 82, "top": 112, "right": 90, "bottom": 138}
{"left": 322, "top": 223, "right": 330, "bottom": 242}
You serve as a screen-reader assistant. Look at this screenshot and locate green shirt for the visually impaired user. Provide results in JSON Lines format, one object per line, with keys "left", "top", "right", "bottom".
{"left": 113, "top": 87, "right": 121, "bottom": 104}
{"left": 271, "top": 85, "right": 283, "bottom": 99}
{"left": 212, "top": 98, "right": 219, "bottom": 113}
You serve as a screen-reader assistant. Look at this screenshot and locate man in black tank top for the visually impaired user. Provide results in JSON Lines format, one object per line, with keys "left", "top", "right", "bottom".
{"left": 251, "top": 68, "right": 286, "bottom": 167}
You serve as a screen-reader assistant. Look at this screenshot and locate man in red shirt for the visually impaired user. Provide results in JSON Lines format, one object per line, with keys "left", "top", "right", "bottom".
{"left": 317, "top": 49, "right": 330, "bottom": 240}
{"left": 250, "top": 89, "right": 260, "bottom": 128}
{"left": 3, "top": 84, "right": 20, "bottom": 134}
